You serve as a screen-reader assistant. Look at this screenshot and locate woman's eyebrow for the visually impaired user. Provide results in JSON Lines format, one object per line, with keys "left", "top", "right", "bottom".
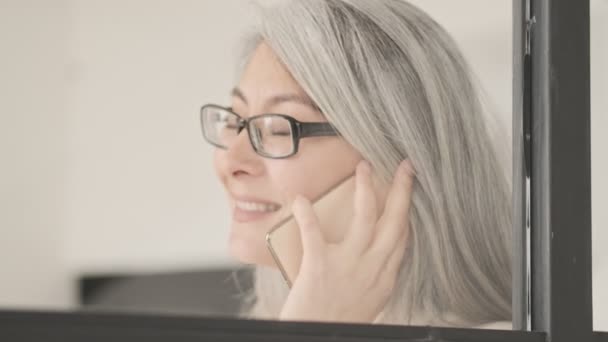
{"left": 231, "top": 87, "right": 321, "bottom": 112}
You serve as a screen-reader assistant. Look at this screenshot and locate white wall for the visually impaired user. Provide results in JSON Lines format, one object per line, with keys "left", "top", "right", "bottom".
{"left": 0, "top": 0, "right": 73, "bottom": 308}
{"left": 0, "top": 0, "right": 606, "bottom": 330}
{"left": 62, "top": 0, "right": 253, "bottom": 275}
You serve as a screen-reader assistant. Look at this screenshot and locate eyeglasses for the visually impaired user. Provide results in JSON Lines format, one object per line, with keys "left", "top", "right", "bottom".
{"left": 199, "top": 104, "right": 340, "bottom": 159}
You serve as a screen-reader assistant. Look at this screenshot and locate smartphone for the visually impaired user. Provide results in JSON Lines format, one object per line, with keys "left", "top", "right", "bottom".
{"left": 265, "top": 174, "right": 356, "bottom": 288}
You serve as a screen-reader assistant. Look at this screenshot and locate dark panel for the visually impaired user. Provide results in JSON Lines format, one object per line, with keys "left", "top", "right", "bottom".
{"left": 79, "top": 268, "right": 252, "bottom": 317}
{"left": 0, "top": 310, "right": 547, "bottom": 342}
{"left": 530, "top": 0, "right": 593, "bottom": 341}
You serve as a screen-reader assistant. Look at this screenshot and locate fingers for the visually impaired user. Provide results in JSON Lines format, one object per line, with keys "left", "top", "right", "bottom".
{"left": 385, "top": 230, "right": 408, "bottom": 279}
{"left": 292, "top": 195, "right": 327, "bottom": 264}
{"left": 370, "top": 231, "right": 407, "bottom": 299}
{"left": 367, "top": 159, "right": 415, "bottom": 258}
{"left": 346, "top": 161, "right": 378, "bottom": 252}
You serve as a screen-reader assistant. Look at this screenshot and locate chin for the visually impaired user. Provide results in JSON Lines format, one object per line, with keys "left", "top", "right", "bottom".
{"left": 228, "top": 229, "right": 276, "bottom": 267}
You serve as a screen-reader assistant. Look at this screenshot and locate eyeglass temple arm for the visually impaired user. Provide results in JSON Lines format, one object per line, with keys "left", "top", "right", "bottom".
{"left": 299, "top": 123, "right": 340, "bottom": 137}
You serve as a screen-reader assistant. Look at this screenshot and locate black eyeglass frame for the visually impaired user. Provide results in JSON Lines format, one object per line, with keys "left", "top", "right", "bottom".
{"left": 200, "top": 104, "right": 339, "bottom": 159}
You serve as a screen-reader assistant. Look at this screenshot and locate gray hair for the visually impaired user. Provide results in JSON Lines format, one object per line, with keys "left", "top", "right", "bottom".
{"left": 237, "top": 0, "right": 511, "bottom": 327}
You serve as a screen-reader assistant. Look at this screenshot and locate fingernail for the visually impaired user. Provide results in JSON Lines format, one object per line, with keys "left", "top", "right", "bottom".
{"left": 400, "top": 159, "right": 416, "bottom": 177}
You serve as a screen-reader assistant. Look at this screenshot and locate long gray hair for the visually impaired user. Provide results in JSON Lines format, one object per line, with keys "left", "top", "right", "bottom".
{"left": 236, "top": 0, "right": 511, "bottom": 327}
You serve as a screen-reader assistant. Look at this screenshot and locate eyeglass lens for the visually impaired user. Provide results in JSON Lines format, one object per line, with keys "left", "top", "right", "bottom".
{"left": 202, "top": 107, "right": 295, "bottom": 158}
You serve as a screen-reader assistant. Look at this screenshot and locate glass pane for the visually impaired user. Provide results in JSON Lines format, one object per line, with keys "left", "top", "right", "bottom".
{"left": 592, "top": 0, "right": 608, "bottom": 332}
{"left": 0, "top": 0, "right": 516, "bottom": 332}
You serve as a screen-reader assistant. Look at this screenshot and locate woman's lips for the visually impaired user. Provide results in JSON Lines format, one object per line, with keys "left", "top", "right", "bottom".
{"left": 231, "top": 197, "right": 282, "bottom": 223}
{"left": 233, "top": 206, "right": 278, "bottom": 223}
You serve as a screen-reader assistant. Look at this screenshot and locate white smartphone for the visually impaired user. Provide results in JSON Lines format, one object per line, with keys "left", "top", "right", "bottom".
{"left": 265, "top": 174, "right": 356, "bottom": 288}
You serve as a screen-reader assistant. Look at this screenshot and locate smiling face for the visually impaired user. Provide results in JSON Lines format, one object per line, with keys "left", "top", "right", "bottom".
{"left": 213, "top": 42, "right": 362, "bottom": 266}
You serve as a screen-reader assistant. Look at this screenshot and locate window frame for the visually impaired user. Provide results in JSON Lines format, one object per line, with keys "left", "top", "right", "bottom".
{"left": 512, "top": 0, "right": 604, "bottom": 342}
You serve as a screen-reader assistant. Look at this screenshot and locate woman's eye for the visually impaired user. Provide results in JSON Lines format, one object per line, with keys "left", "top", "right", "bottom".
{"left": 271, "top": 130, "right": 291, "bottom": 136}
{"left": 225, "top": 123, "right": 240, "bottom": 130}
{"left": 216, "top": 118, "right": 239, "bottom": 130}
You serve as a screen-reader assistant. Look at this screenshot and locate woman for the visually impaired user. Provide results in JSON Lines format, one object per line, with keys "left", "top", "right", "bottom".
{"left": 201, "top": 0, "right": 511, "bottom": 328}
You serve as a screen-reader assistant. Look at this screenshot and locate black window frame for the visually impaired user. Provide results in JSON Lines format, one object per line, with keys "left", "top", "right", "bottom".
{"left": 512, "top": 0, "right": 604, "bottom": 341}
{"left": 0, "top": 0, "right": 606, "bottom": 341}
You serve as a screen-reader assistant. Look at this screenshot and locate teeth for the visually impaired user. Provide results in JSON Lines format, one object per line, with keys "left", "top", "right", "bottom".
{"left": 235, "top": 201, "right": 280, "bottom": 212}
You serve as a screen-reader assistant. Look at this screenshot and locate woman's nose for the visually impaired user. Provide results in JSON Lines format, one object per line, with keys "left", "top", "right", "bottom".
{"left": 222, "top": 129, "right": 264, "bottom": 176}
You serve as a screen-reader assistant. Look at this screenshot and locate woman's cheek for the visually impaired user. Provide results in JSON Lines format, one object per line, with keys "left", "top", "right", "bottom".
{"left": 266, "top": 167, "right": 313, "bottom": 202}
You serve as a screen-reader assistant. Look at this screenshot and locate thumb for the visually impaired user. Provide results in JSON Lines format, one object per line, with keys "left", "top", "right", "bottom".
{"left": 291, "top": 195, "right": 326, "bottom": 264}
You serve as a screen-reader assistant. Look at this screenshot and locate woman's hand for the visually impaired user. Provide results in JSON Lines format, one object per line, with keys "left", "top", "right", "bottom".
{"left": 279, "top": 159, "right": 416, "bottom": 323}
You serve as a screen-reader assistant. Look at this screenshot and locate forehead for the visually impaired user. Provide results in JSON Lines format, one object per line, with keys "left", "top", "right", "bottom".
{"left": 237, "top": 42, "right": 304, "bottom": 96}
